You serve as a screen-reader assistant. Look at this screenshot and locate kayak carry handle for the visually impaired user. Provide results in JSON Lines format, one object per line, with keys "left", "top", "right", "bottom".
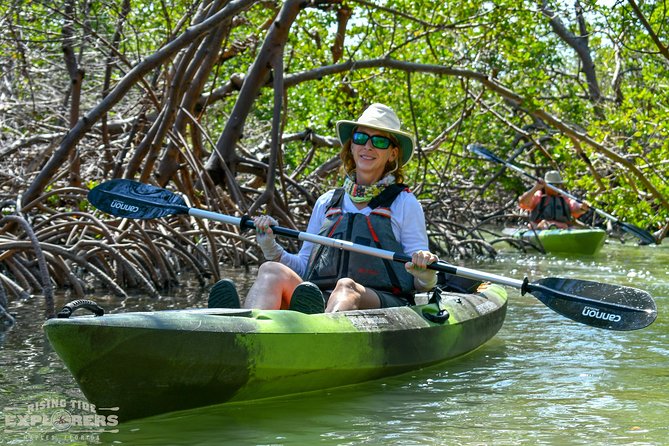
{"left": 57, "top": 300, "right": 105, "bottom": 318}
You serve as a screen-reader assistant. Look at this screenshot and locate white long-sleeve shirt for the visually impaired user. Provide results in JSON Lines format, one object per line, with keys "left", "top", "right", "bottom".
{"left": 278, "top": 188, "right": 430, "bottom": 278}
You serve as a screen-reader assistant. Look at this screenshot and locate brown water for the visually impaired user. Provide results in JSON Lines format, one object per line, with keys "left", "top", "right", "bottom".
{"left": 1, "top": 241, "right": 667, "bottom": 445}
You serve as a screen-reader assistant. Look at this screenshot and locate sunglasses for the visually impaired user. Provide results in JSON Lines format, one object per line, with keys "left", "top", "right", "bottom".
{"left": 352, "top": 131, "right": 394, "bottom": 150}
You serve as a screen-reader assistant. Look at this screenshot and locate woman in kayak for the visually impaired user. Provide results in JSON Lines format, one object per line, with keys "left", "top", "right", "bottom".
{"left": 209, "top": 103, "right": 438, "bottom": 314}
{"left": 518, "top": 170, "right": 589, "bottom": 229}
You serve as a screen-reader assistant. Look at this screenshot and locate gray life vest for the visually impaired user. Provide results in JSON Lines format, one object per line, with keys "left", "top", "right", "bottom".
{"left": 529, "top": 192, "right": 571, "bottom": 223}
{"left": 304, "top": 185, "right": 416, "bottom": 302}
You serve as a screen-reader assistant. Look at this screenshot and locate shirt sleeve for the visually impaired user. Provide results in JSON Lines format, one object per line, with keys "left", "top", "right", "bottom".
{"left": 277, "top": 190, "right": 332, "bottom": 278}
{"left": 393, "top": 191, "right": 430, "bottom": 255}
{"left": 519, "top": 190, "right": 542, "bottom": 211}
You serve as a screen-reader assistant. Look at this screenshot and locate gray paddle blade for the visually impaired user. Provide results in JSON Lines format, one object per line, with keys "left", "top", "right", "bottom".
{"left": 88, "top": 179, "right": 189, "bottom": 219}
{"left": 529, "top": 278, "right": 657, "bottom": 331}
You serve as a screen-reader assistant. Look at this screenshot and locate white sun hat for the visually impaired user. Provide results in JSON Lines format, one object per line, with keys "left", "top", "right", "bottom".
{"left": 336, "top": 103, "right": 416, "bottom": 166}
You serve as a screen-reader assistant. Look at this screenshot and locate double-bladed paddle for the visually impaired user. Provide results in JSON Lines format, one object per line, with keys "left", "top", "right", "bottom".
{"left": 88, "top": 179, "right": 657, "bottom": 331}
{"left": 468, "top": 144, "right": 658, "bottom": 245}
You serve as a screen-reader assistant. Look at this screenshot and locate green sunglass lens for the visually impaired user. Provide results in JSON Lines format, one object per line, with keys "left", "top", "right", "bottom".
{"left": 352, "top": 132, "right": 368, "bottom": 145}
{"left": 352, "top": 132, "right": 392, "bottom": 149}
{"left": 370, "top": 136, "right": 391, "bottom": 149}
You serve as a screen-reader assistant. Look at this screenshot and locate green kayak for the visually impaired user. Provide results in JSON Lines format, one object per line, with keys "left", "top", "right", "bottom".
{"left": 507, "top": 227, "right": 607, "bottom": 255}
{"left": 44, "top": 284, "right": 507, "bottom": 421}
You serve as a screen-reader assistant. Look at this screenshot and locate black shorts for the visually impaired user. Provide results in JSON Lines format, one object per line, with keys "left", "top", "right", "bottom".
{"left": 323, "top": 289, "right": 412, "bottom": 308}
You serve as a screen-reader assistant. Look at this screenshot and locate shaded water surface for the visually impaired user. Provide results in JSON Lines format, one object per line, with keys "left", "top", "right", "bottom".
{"left": 1, "top": 241, "right": 667, "bottom": 445}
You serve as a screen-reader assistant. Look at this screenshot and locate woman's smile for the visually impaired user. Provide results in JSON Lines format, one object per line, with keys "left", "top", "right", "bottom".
{"left": 352, "top": 126, "right": 397, "bottom": 185}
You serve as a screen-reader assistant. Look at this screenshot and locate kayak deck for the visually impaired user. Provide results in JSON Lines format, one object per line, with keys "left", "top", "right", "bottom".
{"left": 44, "top": 285, "right": 507, "bottom": 421}
{"left": 507, "top": 227, "right": 607, "bottom": 255}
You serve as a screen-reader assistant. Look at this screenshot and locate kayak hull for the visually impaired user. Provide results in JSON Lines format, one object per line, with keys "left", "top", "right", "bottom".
{"left": 44, "top": 285, "right": 507, "bottom": 421}
{"left": 511, "top": 228, "right": 607, "bottom": 255}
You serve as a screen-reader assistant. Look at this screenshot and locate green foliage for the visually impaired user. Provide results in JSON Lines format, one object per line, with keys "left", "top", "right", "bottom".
{"left": 1, "top": 0, "right": 667, "bottom": 229}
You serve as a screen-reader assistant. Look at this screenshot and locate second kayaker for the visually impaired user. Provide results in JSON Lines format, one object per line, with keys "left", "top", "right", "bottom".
{"left": 518, "top": 170, "right": 589, "bottom": 229}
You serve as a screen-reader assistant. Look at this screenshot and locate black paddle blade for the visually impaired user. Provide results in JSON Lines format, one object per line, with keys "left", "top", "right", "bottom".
{"left": 88, "top": 179, "right": 189, "bottom": 219}
{"left": 467, "top": 144, "right": 505, "bottom": 164}
{"left": 528, "top": 278, "right": 657, "bottom": 331}
{"left": 618, "top": 221, "right": 658, "bottom": 245}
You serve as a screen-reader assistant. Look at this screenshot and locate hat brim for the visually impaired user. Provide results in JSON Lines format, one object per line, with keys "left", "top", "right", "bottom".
{"left": 336, "top": 120, "right": 415, "bottom": 166}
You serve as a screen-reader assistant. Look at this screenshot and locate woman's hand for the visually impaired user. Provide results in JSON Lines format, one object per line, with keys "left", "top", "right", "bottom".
{"left": 405, "top": 250, "right": 439, "bottom": 291}
{"left": 253, "top": 215, "right": 284, "bottom": 261}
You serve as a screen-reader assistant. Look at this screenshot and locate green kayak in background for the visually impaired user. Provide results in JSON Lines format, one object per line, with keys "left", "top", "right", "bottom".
{"left": 44, "top": 284, "right": 507, "bottom": 421}
{"left": 506, "top": 227, "right": 607, "bottom": 255}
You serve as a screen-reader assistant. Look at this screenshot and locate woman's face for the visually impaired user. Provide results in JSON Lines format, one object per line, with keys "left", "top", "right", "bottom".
{"left": 350, "top": 126, "right": 399, "bottom": 184}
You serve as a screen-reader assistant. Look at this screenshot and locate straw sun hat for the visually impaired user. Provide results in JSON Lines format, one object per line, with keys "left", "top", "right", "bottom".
{"left": 336, "top": 103, "right": 416, "bottom": 166}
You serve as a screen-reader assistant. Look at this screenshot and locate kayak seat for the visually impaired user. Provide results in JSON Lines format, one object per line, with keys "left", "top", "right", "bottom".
{"left": 437, "top": 272, "right": 482, "bottom": 293}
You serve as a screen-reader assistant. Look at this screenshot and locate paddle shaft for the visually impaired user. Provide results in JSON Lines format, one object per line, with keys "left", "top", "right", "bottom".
{"left": 87, "top": 183, "right": 522, "bottom": 288}
{"left": 189, "top": 208, "right": 525, "bottom": 289}
{"left": 193, "top": 208, "right": 647, "bottom": 312}
{"left": 196, "top": 205, "right": 651, "bottom": 316}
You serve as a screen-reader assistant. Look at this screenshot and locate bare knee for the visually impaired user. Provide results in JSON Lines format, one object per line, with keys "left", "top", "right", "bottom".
{"left": 246, "top": 262, "right": 300, "bottom": 310}
{"left": 327, "top": 278, "right": 366, "bottom": 312}
{"left": 256, "top": 261, "right": 291, "bottom": 281}
{"left": 333, "top": 278, "right": 362, "bottom": 294}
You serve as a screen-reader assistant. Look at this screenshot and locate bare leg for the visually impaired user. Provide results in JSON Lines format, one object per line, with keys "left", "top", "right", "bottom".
{"left": 244, "top": 262, "right": 303, "bottom": 310}
{"left": 325, "top": 278, "right": 381, "bottom": 312}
